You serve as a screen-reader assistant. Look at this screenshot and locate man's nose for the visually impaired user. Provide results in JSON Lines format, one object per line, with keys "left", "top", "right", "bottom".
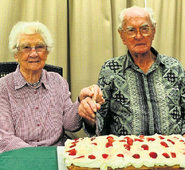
{"left": 135, "top": 29, "right": 143, "bottom": 39}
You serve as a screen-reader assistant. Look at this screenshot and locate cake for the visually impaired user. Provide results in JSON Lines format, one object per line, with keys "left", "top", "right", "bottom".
{"left": 62, "top": 134, "right": 185, "bottom": 170}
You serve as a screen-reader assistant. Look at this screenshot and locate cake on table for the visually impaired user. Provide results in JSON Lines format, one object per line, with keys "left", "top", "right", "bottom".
{"left": 61, "top": 134, "right": 185, "bottom": 170}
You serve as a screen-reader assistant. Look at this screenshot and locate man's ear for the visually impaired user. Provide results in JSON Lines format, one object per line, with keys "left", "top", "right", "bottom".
{"left": 152, "top": 24, "right": 156, "bottom": 40}
{"left": 118, "top": 29, "right": 126, "bottom": 45}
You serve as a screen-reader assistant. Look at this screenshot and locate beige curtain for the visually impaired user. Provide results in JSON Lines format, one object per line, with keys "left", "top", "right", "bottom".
{"left": 0, "top": 0, "right": 185, "bottom": 138}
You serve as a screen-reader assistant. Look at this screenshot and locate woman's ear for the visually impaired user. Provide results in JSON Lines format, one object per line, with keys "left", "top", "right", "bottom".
{"left": 14, "top": 55, "right": 19, "bottom": 62}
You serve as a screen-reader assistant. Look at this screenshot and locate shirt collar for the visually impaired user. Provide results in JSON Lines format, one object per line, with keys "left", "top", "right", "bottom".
{"left": 123, "top": 47, "right": 163, "bottom": 72}
{"left": 14, "top": 65, "right": 50, "bottom": 90}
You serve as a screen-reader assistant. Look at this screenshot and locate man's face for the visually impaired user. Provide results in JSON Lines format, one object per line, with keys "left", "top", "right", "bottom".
{"left": 119, "top": 9, "right": 156, "bottom": 57}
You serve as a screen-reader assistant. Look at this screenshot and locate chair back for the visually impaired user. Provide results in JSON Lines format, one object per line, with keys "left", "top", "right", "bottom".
{"left": 0, "top": 62, "right": 63, "bottom": 78}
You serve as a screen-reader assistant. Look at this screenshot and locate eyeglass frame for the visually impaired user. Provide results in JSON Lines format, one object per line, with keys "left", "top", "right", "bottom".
{"left": 16, "top": 43, "right": 48, "bottom": 53}
{"left": 122, "top": 24, "right": 154, "bottom": 38}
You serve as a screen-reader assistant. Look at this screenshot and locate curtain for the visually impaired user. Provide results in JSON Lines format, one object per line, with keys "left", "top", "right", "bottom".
{"left": 0, "top": 0, "right": 184, "bottom": 138}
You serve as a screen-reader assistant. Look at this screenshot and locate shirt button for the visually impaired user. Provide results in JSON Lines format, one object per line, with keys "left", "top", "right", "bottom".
{"left": 36, "top": 107, "right": 39, "bottom": 109}
{"left": 37, "top": 124, "right": 40, "bottom": 127}
{"left": 34, "top": 91, "right": 37, "bottom": 94}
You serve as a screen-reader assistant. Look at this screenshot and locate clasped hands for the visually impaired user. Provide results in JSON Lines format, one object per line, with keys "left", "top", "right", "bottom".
{"left": 78, "top": 84, "right": 105, "bottom": 126}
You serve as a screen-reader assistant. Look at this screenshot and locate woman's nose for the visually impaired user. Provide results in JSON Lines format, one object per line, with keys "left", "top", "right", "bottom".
{"left": 29, "top": 48, "right": 38, "bottom": 56}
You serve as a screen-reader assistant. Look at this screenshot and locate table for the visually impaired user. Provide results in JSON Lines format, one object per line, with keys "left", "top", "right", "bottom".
{"left": 0, "top": 147, "right": 58, "bottom": 170}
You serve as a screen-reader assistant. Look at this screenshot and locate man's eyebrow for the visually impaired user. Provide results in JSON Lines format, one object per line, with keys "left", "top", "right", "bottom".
{"left": 126, "top": 26, "right": 134, "bottom": 29}
{"left": 141, "top": 23, "right": 149, "bottom": 27}
{"left": 126, "top": 23, "right": 149, "bottom": 30}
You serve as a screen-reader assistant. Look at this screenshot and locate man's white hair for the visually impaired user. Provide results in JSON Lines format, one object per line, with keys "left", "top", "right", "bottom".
{"left": 118, "top": 6, "right": 156, "bottom": 31}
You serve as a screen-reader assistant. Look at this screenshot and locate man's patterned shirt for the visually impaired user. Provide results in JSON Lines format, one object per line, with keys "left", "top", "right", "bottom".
{"left": 94, "top": 47, "right": 185, "bottom": 136}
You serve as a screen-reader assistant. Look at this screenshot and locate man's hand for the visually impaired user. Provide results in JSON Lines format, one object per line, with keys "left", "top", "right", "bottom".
{"left": 78, "top": 84, "right": 105, "bottom": 105}
{"left": 78, "top": 85, "right": 105, "bottom": 126}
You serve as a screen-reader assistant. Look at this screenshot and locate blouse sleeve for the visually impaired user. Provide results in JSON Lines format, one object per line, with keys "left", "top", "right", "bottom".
{"left": 61, "top": 78, "right": 82, "bottom": 132}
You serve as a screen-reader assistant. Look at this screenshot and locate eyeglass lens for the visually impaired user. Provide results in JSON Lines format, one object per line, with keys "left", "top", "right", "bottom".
{"left": 18, "top": 43, "right": 47, "bottom": 53}
{"left": 125, "top": 26, "right": 152, "bottom": 38}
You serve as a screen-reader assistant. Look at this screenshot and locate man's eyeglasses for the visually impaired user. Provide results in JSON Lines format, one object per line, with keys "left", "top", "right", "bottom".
{"left": 123, "top": 26, "right": 154, "bottom": 38}
{"left": 16, "top": 43, "right": 47, "bottom": 53}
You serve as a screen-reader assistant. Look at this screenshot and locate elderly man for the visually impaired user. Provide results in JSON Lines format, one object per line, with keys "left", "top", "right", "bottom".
{"left": 79, "top": 6, "right": 185, "bottom": 137}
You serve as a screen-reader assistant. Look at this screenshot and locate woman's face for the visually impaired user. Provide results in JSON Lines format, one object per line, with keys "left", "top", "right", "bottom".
{"left": 14, "top": 33, "right": 48, "bottom": 74}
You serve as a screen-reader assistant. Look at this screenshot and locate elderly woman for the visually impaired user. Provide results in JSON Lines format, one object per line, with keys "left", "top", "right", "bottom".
{"left": 0, "top": 21, "right": 104, "bottom": 153}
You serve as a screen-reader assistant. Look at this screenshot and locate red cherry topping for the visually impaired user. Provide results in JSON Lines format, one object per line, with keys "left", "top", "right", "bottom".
{"left": 158, "top": 136, "right": 165, "bottom": 140}
{"left": 147, "top": 137, "right": 155, "bottom": 142}
{"left": 149, "top": 152, "right": 158, "bottom": 158}
{"left": 88, "top": 155, "right": 96, "bottom": 159}
{"left": 68, "top": 148, "right": 77, "bottom": 156}
{"left": 132, "top": 154, "right": 140, "bottom": 159}
{"left": 75, "top": 155, "right": 85, "bottom": 159}
{"left": 119, "top": 139, "right": 126, "bottom": 142}
{"left": 105, "top": 137, "right": 115, "bottom": 148}
{"left": 173, "top": 136, "right": 179, "bottom": 139}
{"left": 91, "top": 137, "right": 96, "bottom": 141}
{"left": 71, "top": 140, "right": 79, "bottom": 144}
{"left": 162, "top": 153, "right": 170, "bottom": 158}
{"left": 141, "top": 144, "right": 149, "bottom": 150}
{"left": 102, "top": 154, "right": 109, "bottom": 159}
{"left": 139, "top": 135, "right": 145, "bottom": 139}
{"left": 117, "top": 154, "right": 124, "bottom": 158}
{"left": 74, "top": 138, "right": 79, "bottom": 142}
{"left": 106, "top": 136, "right": 115, "bottom": 148}
{"left": 107, "top": 136, "right": 114, "bottom": 140}
{"left": 171, "top": 152, "right": 176, "bottom": 158}
{"left": 167, "top": 139, "right": 175, "bottom": 145}
{"left": 70, "top": 144, "right": 76, "bottom": 148}
{"left": 124, "top": 137, "right": 133, "bottom": 146}
{"left": 160, "top": 141, "right": 169, "bottom": 148}
{"left": 124, "top": 144, "right": 131, "bottom": 151}
{"left": 134, "top": 138, "right": 144, "bottom": 142}
{"left": 106, "top": 141, "right": 113, "bottom": 148}
{"left": 108, "top": 138, "right": 115, "bottom": 143}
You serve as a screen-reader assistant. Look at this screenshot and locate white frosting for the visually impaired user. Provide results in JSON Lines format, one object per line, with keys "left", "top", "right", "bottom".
{"left": 62, "top": 134, "right": 185, "bottom": 170}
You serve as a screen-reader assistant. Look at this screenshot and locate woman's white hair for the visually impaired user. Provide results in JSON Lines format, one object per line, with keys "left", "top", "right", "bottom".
{"left": 118, "top": 6, "right": 156, "bottom": 31}
{"left": 9, "top": 21, "right": 54, "bottom": 55}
